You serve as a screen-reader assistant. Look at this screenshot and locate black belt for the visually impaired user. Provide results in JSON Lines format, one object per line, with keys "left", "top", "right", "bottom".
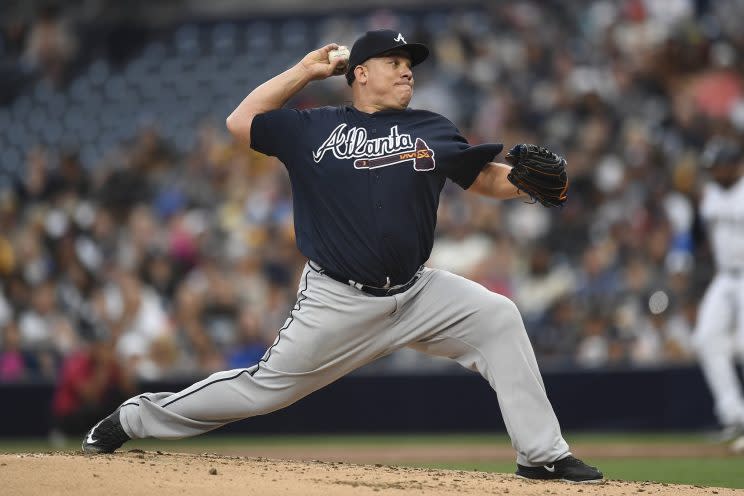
{"left": 308, "top": 261, "right": 423, "bottom": 297}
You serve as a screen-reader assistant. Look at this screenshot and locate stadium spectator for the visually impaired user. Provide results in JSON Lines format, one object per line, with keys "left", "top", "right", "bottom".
{"left": 225, "top": 306, "right": 271, "bottom": 369}
{"left": 51, "top": 336, "right": 134, "bottom": 435}
{"left": 22, "top": 4, "right": 78, "bottom": 86}
{"left": 18, "top": 279, "right": 75, "bottom": 377}
{"left": 0, "top": 322, "right": 27, "bottom": 381}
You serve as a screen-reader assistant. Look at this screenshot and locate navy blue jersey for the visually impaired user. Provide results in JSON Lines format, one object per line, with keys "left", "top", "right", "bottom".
{"left": 250, "top": 105, "right": 502, "bottom": 286}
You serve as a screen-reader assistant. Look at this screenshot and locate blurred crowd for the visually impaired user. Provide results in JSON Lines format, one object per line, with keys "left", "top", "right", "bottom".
{"left": 2, "top": 0, "right": 744, "bottom": 404}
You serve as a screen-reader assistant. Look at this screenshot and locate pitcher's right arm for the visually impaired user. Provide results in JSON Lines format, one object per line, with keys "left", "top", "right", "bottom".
{"left": 226, "top": 43, "right": 345, "bottom": 145}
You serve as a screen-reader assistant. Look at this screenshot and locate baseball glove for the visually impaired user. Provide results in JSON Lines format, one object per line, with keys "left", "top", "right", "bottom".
{"left": 504, "top": 144, "right": 568, "bottom": 207}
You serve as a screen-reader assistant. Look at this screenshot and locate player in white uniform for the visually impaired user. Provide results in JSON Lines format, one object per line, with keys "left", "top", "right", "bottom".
{"left": 692, "top": 138, "right": 744, "bottom": 444}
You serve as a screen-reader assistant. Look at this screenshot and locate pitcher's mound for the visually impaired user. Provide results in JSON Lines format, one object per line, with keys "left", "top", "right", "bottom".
{"left": 2, "top": 451, "right": 740, "bottom": 495}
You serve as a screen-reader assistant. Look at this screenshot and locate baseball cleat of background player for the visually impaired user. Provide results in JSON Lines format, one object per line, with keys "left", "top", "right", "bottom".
{"left": 516, "top": 455, "right": 603, "bottom": 483}
{"left": 82, "top": 408, "right": 130, "bottom": 454}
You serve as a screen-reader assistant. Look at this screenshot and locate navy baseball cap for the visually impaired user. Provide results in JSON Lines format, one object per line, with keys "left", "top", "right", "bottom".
{"left": 346, "top": 29, "right": 429, "bottom": 86}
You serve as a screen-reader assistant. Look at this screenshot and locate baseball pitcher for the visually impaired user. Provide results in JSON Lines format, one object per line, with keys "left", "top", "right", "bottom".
{"left": 82, "top": 29, "right": 601, "bottom": 483}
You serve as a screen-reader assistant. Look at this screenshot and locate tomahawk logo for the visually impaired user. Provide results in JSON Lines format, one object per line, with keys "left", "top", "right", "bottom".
{"left": 312, "top": 124, "right": 435, "bottom": 171}
{"left": 353, "top": 138, "right": 434, "bottom": 171}
{"left": 394, "top": 33, "right": 406, "bottom": 43}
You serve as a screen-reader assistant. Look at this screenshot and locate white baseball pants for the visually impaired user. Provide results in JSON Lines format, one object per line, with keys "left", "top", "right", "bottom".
{"left": 693, "top": 271, "right": 744, "bottom": 427}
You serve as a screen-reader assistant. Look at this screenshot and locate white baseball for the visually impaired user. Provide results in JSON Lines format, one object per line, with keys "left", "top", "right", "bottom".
{"left": 328, "top": 46, "right": 350, "bottom": 74}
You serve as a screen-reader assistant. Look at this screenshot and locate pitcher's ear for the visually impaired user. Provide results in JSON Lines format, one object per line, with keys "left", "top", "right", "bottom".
{"left": 355, "top": 65, "right": 367, "bottom": 84}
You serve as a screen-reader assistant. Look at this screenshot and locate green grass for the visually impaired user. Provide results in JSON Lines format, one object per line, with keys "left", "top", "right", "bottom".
{"left": 0, "top": 433, "right": 510, "bottom": 452}
{"left": 0, "top": 431, "right": 711, "bottom": 452}
{"left": 1, "top": 432, "right": 741, "bottom": 489}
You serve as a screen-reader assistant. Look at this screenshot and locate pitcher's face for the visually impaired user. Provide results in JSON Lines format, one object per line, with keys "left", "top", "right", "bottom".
{"left": 358, "top": 51, "right": 414, "bottom": 110}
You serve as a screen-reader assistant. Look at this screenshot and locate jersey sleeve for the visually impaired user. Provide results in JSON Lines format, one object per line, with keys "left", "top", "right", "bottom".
{"left": 446, "top": 142, "right": 504, "bottom": 189}
{"left": 430, "top": 114, "right": 503, "bottom": 189}
{"left": 250, "top": 108, "right": 304, "bottom": 160}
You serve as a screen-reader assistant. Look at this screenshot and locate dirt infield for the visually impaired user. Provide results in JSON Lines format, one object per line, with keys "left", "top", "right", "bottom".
{"left": 2, "top": 451, "right": 741, "bottom": 496}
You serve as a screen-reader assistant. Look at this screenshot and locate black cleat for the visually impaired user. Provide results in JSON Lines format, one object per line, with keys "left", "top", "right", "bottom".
{"left": 81, "top": 408, "right": 130, "bottom": 454}
{"left": 516, "top": 455, "right": 603, "bottom": 483}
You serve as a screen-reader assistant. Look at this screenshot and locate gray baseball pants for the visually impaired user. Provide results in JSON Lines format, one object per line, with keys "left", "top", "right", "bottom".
{"left": 118, "top": 262, "right": 570, "bottom": 466}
